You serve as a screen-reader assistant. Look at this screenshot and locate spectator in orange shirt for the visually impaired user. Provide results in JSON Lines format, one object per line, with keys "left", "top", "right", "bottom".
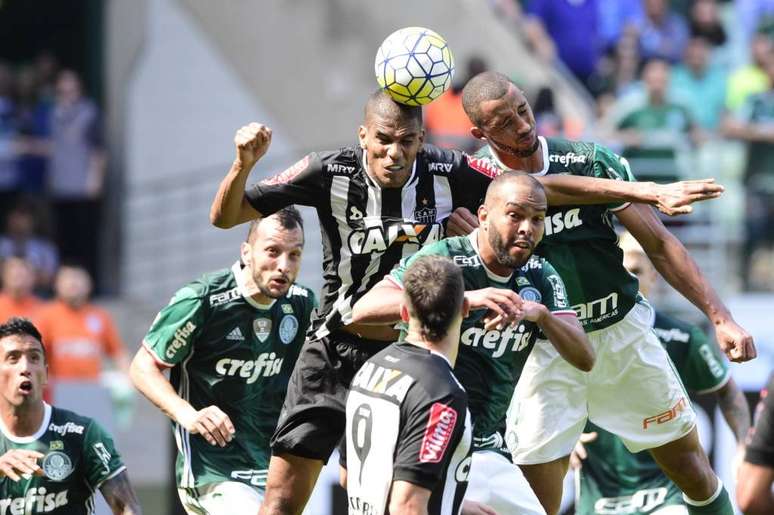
{"left": 35, "top": 263, "right": 129, "bottom": 381}
{"left": 0, "top": 256, "right": 42, "bottom": 323}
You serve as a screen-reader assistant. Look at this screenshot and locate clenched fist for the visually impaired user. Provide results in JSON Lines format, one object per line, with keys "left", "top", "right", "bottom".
{"left": 235, "top": 123, "right": 272, "bottom": 165}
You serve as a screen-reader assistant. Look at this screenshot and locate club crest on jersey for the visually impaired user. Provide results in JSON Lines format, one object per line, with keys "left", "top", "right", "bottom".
{"left": 279, "top": 315, "right": 299, "bottom": 344}
{"left": 43, "top": 451, "right": 73, "bottom": 481}
{"left": 413, "top": 205, "right": 437, "bottom": 225}
{"left": 519, "top": 286, "right": 542, "bottom": 302}
{"left": 253, "top": 318, "right": 272, "bottom": 342}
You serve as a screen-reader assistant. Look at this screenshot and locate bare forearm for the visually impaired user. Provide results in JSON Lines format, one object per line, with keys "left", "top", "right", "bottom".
{"left": 210, "top": 159, "right": 259, "bottom": 228}
{"left": 129, "top": 351, "right": 195, "bottom": 424}
{"left": 649, "top": 233, "right": 731, "bottom": 325}
{"left": 101, "top": 471, "right": 143, "bottom": 515}
{"left": 351, "top": 284, "right": 403, "bottom": 325}
{"left": 717, "top": 380, "right": 751, "bottom": 443}
{"left": 538, "top": 313, "right": 594, "bottom": 372}
{"left": 538, "top": 175, "right": 657, "bottom": 206}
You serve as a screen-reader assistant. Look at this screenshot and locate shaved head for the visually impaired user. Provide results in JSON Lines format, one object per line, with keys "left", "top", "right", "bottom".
{"left": 462, "top": 71, "right": 515, "bottom": 126}
{"left": 484, "top": 171, "right": 546, "bottom": 208}
{"left": 364, "top": 89, "right": 423, "bottom": 128}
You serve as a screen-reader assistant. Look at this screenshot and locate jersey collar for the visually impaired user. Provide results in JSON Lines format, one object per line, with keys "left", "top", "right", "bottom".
{"left": 467, "top": 229, "right": 513, "bottom": 283}
{"left": 0, "top": 402, "right": 52, "bottom": 443}
{"left": 231, "top": 262, "right": 276, "bottom": 310}
{"left": 490, "top": 136, "right": 550, "bottom": 176}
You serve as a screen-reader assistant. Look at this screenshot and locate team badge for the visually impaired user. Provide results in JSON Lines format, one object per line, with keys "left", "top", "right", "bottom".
{"left": 516, "top": 277, "right": 530, "bottom": 287}
{"left": 281, "top": 304, "right": 294, "bottom": 315}
{"left": 43, "top": 451, "right": 73, "bottom": 481}
{"left": 413, "top": 200, "right": 437, "bottom": 224}
{"left": 279, "top": 315, "right": 299, "bottom": 344}
{"left": 519, "top": 286, "right": 542, "bottom": 302}
{"left": 253, "top": 318, "right": 272, "bottom": 343}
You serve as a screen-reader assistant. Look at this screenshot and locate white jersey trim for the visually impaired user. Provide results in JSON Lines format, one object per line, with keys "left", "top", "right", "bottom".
{"left": 232, "top": 262, "right": 276, "bottom": 310}
{"left": 467, "top": 230, "right": 513, "bottom": 283}
{"left": 0, "top": 402, "right": 52, "bottom": 443}
{"left": 94, "top": 465, "right": 128, "bottom": 489}
{"left": 488, "top": 136, "right": 550, "bottom": 176}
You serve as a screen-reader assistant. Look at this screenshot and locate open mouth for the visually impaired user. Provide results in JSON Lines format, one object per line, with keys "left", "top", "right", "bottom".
{"left": 384, "top": 164, "right": 404, "bottom": 172}
{"left": 269, "top": 277, "right": 288, "bottom": 288}
{"left": 18, "top": 381, "right": 32, "bottom": 394}
{"left": 513, "top": 240, "right": 532, "bottom": 250}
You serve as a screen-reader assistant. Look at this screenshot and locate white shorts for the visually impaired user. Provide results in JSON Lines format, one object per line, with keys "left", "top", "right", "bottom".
{"left": 508, "top": 301, "right": 696, "bottom": 464}
{"left": 178, "top": 481, "right": 264, "bottom": 515}
{"left": 465, "top": 451, "right": 546, "bottom": 515}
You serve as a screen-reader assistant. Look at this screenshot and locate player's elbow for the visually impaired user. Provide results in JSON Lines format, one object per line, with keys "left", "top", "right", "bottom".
{"left": 575, "top": 342, "right": 595, "bottom": 372}
{"left": 209, "top": 208, "right": 235, "bottom": 229}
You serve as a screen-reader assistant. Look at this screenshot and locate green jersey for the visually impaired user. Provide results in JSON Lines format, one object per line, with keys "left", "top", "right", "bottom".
{"left": 388, "top": 232, "right": 574, "bottom": 449}
{"left": 0, "top": 404, "right": 125, "bottom": 514}
{"left": 474, "top": 137, "right": 640, "bottom": 332}
{"left": 143, "top": 263, "right": 316, "bottom": 490}
{"left": 577, "top": 310, "right": 730, "bottom": 514}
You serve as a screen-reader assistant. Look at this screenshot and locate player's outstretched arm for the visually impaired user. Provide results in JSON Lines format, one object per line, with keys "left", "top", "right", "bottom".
{"left": 100, "top": 470, "right": 143, "bottom": 515}
{"left": 525, "top": 303, "right": 594, "bottom": 372}
{"left": 389, "top": 481, "right": 431, "bottom": 515}
{"left": 537, "top": 175, "right": 723, "bottom": 216}
{"left": 210, "top": 123, "right": 270, "bottom": 228}
{"left": 716, "top": 377, "right": 751, "bottom": 444}
{"left": 130, "top": 347, "right": 235, "bottom": 447}
{"left": 617, "top": 203, "right": 756, "bottom": 363}
{"left": 350, "top": 280, "right": 404, "bottom": 325}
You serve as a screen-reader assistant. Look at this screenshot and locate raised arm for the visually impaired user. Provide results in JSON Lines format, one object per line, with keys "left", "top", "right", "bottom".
{"left": 100, "top": 470, "right": 143, "bottom": 515}
{"left": 617, "top": 203, "right": 756, "bottom": 362}
{"left": 209, "top": 123, "right": 270, "bottom": 228}
{"left": 130, "top": 347, "right": 235, "bottom": 447}
{"left": 538, "top": 175, "right": 723, "bottom": 216}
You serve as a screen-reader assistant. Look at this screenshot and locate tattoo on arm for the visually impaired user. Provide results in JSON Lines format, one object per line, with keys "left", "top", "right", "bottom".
{"left": 100, "top": 470, "right": 143, "bottom": 515}
{"left": 717, "top": 379, "right": 751, "bottom": 443}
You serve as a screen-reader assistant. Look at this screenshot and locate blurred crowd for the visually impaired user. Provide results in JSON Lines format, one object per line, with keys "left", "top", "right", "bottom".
{"left": 427, "top": 0, "right": 774, "bottom": 292}
{"left": 0, "top": 51, "right": 126, "bottom": 412}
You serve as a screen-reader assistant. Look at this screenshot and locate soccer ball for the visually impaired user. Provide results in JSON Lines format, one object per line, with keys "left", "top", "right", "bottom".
{"left": 374, "top": 27, "right": 455, "bottom": 106}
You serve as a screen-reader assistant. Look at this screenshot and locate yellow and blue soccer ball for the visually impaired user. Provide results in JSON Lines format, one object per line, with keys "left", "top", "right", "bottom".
{"left": 375, "top": 27, "right": 455, "bottom": 106}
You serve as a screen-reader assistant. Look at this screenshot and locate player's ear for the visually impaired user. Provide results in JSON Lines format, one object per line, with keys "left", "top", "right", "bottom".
{"left": 478, "top": 204, "right": 488, "bottom": 228}
{"left": 358, "top": 125, "right": 367, "bottom": 149}
{"left": 400, "top": 303, "right": 410, "bottom": 323}
{"left": 417, "top": 128, "right": 425, "bottom": 146}
{"left": 240, "top": 241, "right": 251, "bottom": 265}
{"left": 470, "top": 126, "right": 484, "bottom": 140}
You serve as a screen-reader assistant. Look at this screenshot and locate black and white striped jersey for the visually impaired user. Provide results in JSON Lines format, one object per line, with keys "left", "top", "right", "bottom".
{"left": 245, "top": 144, "right": 494, "bottom": 339}
{"left": 345, "top": 342, "right": 472, "bottom": 515}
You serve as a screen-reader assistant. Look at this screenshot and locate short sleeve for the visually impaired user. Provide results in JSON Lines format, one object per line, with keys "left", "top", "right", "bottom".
{"left": 537, "top": 261, "right": 574, "bottom": 315}
{"left": 682, "top": 328, "right": 730, "bottom": 394}
{"left": 745, "top": 374, "right": 774, "bottom": 467}
{"left": 82, "top": 420, "right": 126, "bottom": 489}
{"left": 245, "top": 153, "right": 323, "bottom": 215}
{"left": 393, "top": 391, "right": 469, "bottom": 489}
{"left": 142, "top": 283, "right": 207, "bottom": 366}
{"left": 591, "top": 145, "right": 637, "bottom": 211}
{"left": 388, "top": 240, "right": 452, "bottom": 289}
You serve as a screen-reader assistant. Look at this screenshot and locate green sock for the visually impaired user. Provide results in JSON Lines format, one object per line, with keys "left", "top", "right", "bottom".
{"left": 683, "top": 480, "right": 733, "bottom": 515}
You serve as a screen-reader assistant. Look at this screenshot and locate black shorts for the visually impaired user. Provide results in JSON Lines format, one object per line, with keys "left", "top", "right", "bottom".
{"left": 270, "top": 330, "right": 391, "bottom": 462}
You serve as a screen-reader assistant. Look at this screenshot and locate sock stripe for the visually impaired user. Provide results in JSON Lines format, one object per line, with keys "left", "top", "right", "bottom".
{"left": 682, "top": 478, "right": 723, "bottom": 507}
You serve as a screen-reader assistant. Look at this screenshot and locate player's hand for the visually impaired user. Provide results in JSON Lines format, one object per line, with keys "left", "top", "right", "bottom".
{"left": 520, "top": 301, "right": 548, "bottom": 323}
{"left": 0, "top": 449, "right": 44, "bottom": 481}
{"left": 234, "top": 123, "right": 272, "bottom": 165}
{"left": 715, "top": 319, "right": 756, "bottom": 363}
{"left": 461, "top": 500, "right": 498, "bottom": 515}
{"left": 446, "top": 207, "right": 479, "bottom": 236}
{"left": 180, "top": 405, "right": 235, "bottom": 447}
{"left": 569, "top": 432, "right": 598, "bottom": 470}
{"left": 466, "top": 288, "right": 524, "bottom": 330}
{"left": 651, "top": 179, "right": 724, "bottom": 216}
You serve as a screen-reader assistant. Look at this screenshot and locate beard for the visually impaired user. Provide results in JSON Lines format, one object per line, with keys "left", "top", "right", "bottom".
{"left": 489, "top": 229, "right": 531, "bottom": 269}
